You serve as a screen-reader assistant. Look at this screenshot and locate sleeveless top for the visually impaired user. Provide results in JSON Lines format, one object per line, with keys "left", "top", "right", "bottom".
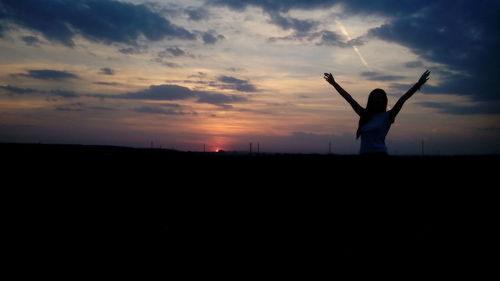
{"left": 359, "top": 111, "right": 393, "bottom": 154}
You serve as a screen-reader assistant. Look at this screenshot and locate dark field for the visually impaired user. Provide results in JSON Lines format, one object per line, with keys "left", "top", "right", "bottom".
{"left": 2, "top": 143, "right": 496, "bottom": 273}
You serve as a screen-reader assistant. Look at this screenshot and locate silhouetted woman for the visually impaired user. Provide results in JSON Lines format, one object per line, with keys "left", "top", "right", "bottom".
{"left": 324, "top": 70, "right": 430, "bottom": 155}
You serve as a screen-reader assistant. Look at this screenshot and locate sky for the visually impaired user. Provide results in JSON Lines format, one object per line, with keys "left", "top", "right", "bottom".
{"left": 0, "top": 0, "right": 499, "bottom": 154}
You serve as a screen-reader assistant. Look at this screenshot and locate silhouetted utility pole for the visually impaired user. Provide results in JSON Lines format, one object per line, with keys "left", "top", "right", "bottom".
{"left": 249, "top": 142, "right": 253, "bottom": 153}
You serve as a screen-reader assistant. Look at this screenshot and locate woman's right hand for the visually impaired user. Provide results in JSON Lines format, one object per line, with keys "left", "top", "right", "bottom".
{"left": 324, "top": 72, "right": 335, "bottom": 85}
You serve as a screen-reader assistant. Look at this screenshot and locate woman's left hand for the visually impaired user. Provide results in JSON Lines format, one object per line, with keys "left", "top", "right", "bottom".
{"left": 418, "top": 70, "right": 430, "bottom": 86}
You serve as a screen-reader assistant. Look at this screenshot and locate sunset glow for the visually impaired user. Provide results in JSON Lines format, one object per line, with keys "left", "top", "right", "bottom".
{"left": 0, "top": 0, "right": 498, "bottom": 154}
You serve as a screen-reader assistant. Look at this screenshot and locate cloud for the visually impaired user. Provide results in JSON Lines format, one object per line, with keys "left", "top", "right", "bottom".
{"left": 134, "top": 106, "right": 196, "bottom": 116}
{"left": 99, "top": 68, "right": 114, "bottom": 75}
{"left": 269, "top": 29, "right": 364, "bottom": 47}
{"left": 207, "top": 0, "right": 333, "bottom": 13}
{"left": 55, "top": 102, "right": 86, "bottom": 112}
{"left": 93, "top": 82, "right": 121, "bottom": 86}
{"left": 50, "top": 89, "right": 79, "bottom": 98}
{"left": 168, "top": 73, "right": 257, "bottom": 95}
{"left": 210, "top": 0, "right": 321, "bottom": 35}
{"left": 185, "top": 7, "right": 210, "bottom": 21}
{"left": 267, "top": 12, "right": 318, "bottom": 33}
{"left": 118, "top": 47, "right": 144, "bottom": 55}
{"left": 366, "top": 1, "right": 499, "bottom": 108}
{"left": 417, "top": 101, "right": 500, "bottom": 115}
{"left": 11, "top": 69, "right": 79, "bottom": 81}
{"left": 153, "top": 47, "right": 192, "bottom": 67}
{"left": 2, "top": 80, "right": 249, "bottom": 109}
{"left": 316, "top": 30, "right": 349, "bottom": 47}
{"left": 0, "top": 85, "right": 79, "bottom": 98}
{"left": 151, "top": 58, "right": 182, "bottom": 68}
{"left": 196, "top": 92, "right": 247, "bottom": 107}
{"left": 405, "top": 61, "right": 423, "bottom": 68}
{"left": 2, "top": 81, "right": 249, "bottom": 109}
{"left": 55, "top": 102, "right": 114, "bottom": 112}
{"left": 201, "top": 30, "right": 225, "bottom": 45}
{"left": 187, "top": 72, "right": 208, "bottom": 79}
{"left": 210, "top": 0, "right": 499, "bottom": 113}
{"left": 160, "top": 103, "right": 183, "bottom": 108}
{"left": 0, "top": 85, "right": 40, "bottom": 95}
{"left": 360, "top": 71, "right": 405, "bottom": 81}
{"left": 408, "top": 70, "right": 498, "bottom": 107}
{"left": 388, "top": 83, "right": 412, "bottom": 92}
{"left": 21, "top": 35, "right": 42, "bottom": 47}
{"left": 214, "top": 75, "right": 258, "bottom": 92}
{"left": 99, "top": 83, "right": 248, "bottom": 107}
{"left": 225, "top": 67, "right": 245, "bottom": 72}
{"left": 164, "top": 47, "right": 185, "bottom": 57}
{"left": 209, "top": 0, "right": 440, "bottom": 17}
{"left": 0, "top": 0, "right": 196, "bottom": 47}
{"left": 120, "top": 84, "right": 196, "bottom": 101}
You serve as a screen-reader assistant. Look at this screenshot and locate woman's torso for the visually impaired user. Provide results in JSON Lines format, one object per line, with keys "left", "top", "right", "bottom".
{"left": 360, "top": 111, "right": 392, "bottom": 154}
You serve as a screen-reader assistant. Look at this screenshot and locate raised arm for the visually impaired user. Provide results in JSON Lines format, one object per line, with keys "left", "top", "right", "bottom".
{"left": 324, "top": 73, "right": 364, "bottom": 116}
{"left": 389, "top": 70, "right": 430, "bottom": 122}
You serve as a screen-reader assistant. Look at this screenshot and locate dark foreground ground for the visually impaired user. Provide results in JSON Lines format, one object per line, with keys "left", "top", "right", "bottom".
{"left": 2, "top": 143, "right": 497, "bottom": 275}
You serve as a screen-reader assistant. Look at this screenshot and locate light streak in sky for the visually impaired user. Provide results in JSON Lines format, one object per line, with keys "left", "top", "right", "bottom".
{"left": 335, "top": 20, "right": 371, "bottom": 71}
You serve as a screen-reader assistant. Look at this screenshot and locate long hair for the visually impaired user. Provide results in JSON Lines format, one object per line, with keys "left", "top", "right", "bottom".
{"left": 356, "top": 88, "right": 388, "bottom": 139}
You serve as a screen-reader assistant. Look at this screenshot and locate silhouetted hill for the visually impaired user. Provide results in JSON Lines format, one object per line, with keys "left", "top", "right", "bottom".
{"left": 2, "top": 143, "right": 495, "bottom": 272}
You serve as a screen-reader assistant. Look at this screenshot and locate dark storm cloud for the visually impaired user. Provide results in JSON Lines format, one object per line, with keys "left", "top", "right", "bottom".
{"left": 209, "top": 0, "right": 499, "bottom": 113}
{"left": 11, "top": 69, "right": 79, "bottom": 81}
{"left": 361, "top": 71, "right": 405, "bottom": 82}
{"left": 0, "top": 0, "right": 196, "bottom": 47}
